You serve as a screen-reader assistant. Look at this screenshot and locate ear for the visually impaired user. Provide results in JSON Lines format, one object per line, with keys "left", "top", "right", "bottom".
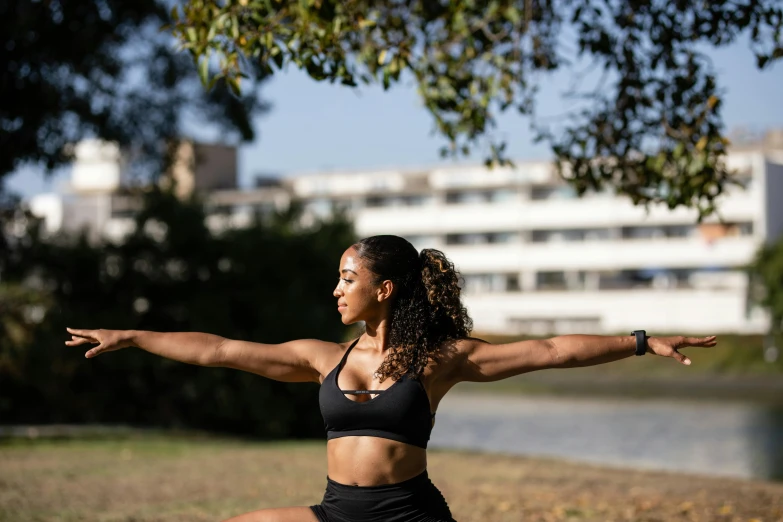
{"left": 377, "top": 280, "right": 394, "bottom": 302}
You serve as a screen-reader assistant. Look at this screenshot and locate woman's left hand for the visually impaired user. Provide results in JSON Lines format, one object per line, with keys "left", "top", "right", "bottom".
{"left": 646, "top": 335, "right": 718, "bottom": 365}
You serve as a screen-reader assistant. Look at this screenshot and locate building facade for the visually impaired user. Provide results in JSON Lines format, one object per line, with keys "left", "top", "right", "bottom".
{"left": 29, "top": 134, "right": 783, "bottom": 336}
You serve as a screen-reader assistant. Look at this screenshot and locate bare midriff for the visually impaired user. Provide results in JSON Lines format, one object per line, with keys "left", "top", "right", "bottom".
{"left": 326, "top": 436, "right": 427, "bottom": 486}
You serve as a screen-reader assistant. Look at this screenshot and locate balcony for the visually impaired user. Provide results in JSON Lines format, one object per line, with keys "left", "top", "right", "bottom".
{"left": 463, "top": 287, "right": 767, "bottom": 335}
{"left": 444, "top": 236, "right": 758, "bottom": 272}
{"left": 354, "top": 188, "right": 760, "bottom": 235}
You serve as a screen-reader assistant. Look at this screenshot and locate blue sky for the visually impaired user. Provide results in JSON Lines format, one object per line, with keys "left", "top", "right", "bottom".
{"left": 7, "top": 37, "right": 783, "bottom": 199}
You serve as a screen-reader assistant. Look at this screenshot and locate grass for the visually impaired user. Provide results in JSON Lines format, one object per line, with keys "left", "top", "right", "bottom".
{"left": 2, "top": 434, "right": 782, "bottom": 522}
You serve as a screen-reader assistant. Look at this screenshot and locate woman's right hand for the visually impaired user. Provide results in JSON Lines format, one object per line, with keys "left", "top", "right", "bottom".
{"left": 65, "top": 328, "right": 135, "bottom": 358}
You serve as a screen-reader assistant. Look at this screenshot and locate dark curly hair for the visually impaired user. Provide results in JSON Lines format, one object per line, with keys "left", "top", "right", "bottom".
{"left": 352, "top": 235, "right": 473, "bottom": 381}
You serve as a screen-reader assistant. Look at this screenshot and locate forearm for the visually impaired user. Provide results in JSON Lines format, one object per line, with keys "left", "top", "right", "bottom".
{"left": 128, "top": 330, "right": 227, "bottom": 367}
{"left": 548, "top": 334, "right": 640, "bottom": 368}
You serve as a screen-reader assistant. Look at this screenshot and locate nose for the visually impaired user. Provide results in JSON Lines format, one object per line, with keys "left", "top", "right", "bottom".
{"left": 333, "top": 282, "right": 343, "bottom": 298}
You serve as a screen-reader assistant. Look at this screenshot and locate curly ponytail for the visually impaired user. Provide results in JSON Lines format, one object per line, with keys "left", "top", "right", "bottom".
{"left": 353, "top": 236, "right": 473, "bottom": 381}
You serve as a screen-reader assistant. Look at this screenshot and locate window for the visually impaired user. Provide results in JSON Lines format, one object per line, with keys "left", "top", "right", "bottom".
{"left": 445, "top": 190, "right": 492, "bottom": 204}
{"left": 446, "top": 232, "right": 518, "bottom": 245}
{"left": 531, "top": 186, "right": 576, "bottom": 200}
{"left": 404, "top": 235, "right": 439, "bottom": 249}
{"left": 583, "top": 229, "right": 613, "bottom": 241}
{"left": 531, "top": 229, "right": 585, "bottom": 243}
{"left": 365, "top": 196, "right": 386, "bottom": 207}
{"left": 531, "top": 230, "right": 549, "bottom": 243}
{"left": 488, "top": 232, "right": 518, "bottom": 244}
{"left": 663, "top": 225, "right": 696, "bottom": 238}
{"left": 401, "top": 195, "right": 429, "bottom": 206}
{"left": 446, "top": 233, "right": 488, "bottom": 245}
{"left": 489, "top": 189, "right": 517, "bottom": 202}
{"left": 536, "top": 271, "right": 567, "bottom": 290}
{"left": 622, "top": 226, "right": 665, "bottom": 240}
{"left": 461, "top": 273, "right": 517, "bottom": 294}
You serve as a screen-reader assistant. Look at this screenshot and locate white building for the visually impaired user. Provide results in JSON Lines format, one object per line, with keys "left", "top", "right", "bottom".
{"left": 29, "top": 133, "right": 783, "bottom": 336}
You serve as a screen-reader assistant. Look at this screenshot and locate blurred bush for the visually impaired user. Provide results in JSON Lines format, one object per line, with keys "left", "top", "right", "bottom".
{"left": 0, "top": 189, "right": 356, "bottom": 439}
{"left": 750, "top": 235, "right": 783, "bottom": 350}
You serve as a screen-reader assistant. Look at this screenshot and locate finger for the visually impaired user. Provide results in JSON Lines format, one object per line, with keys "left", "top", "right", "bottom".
{"left": 65, "top": 338, "right": 95, "bottom": 347}
{"left": 72, "top": 334, "right": 99, "bottom": 342}
{"left": 85, "top": 345, "right": 105, "bottom": 358}
{"left": 671, "top": 350, "right": 692, "bottom": 366}
{"left": 684, "top": 336, "right": 717, "bottom": 347}
{"left": 67, "top": 334, "right": 99, "bottom": 343}
{"left": 66, "top": 327, "right": 94, "bottom": 337}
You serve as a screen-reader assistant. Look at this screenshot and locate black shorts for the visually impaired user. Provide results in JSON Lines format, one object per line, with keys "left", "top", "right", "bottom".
{"left": 310, "top": 470, "right": 455, "bottom": 522}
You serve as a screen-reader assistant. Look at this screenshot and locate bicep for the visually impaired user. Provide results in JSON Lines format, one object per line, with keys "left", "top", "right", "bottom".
{"left": 214, "top": 338, "right": 326, "bottom": 383}
{"left": 458, "top": 338, "right": 559, "bottom": 382}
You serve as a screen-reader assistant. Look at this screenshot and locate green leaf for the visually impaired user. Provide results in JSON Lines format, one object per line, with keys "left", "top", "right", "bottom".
{"left": 198, "top": 56, "right": 209, "bottom": 86}
{"left": 388, "top": 56, "right": 399, "bottom": 74}
{"left": 505, "top": 7, "right": 521, "bottom": 24}
{"left": 227, "top": 76, "right": 241, "bottom": 95}
{"left": 231, "top": 15, "right": 239, "bottom": 39}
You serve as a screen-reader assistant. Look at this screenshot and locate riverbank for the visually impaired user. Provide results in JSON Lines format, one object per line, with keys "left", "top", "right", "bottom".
{"left": 455, "top": 371, "right": 783, "bottom": 405}
{"left": 2, "top": 435, "right": 781, "bottom": 521}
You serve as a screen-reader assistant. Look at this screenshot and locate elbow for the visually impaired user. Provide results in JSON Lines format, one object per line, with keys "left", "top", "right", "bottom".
{"left": 205, "top": 338, "right": 229, "bottom": 367}
{"left": 544, "top": 338, "right": 569, "bottom": 368}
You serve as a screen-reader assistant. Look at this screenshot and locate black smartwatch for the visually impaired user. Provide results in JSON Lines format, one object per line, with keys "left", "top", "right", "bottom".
{"left": 630, "top": 330, "right": 648, "bottom": 356}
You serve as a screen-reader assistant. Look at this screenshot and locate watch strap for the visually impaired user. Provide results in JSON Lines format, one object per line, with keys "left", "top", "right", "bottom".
{"left": 631, "top": 330, "right": 647, "bottom": 356}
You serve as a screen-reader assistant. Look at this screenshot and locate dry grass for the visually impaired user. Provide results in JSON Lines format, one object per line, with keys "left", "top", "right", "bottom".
{"left": 1, "top": 435, "right": 782, "bottom": 522}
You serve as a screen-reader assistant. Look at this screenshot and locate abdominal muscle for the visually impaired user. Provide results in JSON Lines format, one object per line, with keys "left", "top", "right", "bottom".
{"left": 326, "top": 436, "right": 427, "bottom": 486}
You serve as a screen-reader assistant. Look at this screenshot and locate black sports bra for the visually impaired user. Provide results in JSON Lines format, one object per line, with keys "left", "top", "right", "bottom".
{"left": 319, "top": 337, "right": 435, "bottom": 449}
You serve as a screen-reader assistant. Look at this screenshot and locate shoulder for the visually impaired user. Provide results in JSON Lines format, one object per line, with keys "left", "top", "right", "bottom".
{"left": 273, "top": 338, "right": 347, "bottom": 378}
{"left": 441, "top": 336, "right": 488, "bottom": 357}
{"left": 299, "top": 337, "right": 358, "bottom": 380}
{"left": 430, "top": 336, "right": 487, "bottom": 377}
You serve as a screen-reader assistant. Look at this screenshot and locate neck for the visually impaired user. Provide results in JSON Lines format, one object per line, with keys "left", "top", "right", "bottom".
{"left": 363, "top": 317, "right": 391, "bottom": 352}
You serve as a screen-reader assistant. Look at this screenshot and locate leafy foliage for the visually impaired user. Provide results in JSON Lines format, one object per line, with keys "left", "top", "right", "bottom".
{"left": 0, "top": 189, "right": 356, "bottom": 438}
{"left": 750, "top": 236, "right": 783, "bottom": 340}
{"left": 171, "top": 0, "right": 782, "bottom": 217}
{"left": 1, "top": 0, "right": 267, "bottom": 183}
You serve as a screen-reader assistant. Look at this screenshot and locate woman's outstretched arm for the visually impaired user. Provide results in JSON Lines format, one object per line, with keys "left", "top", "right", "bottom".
{"left": 454, "top": 334, "right": 718, "bottom": 383}
{"left": 65, "top": 328, "right": 335, "bottom": 383}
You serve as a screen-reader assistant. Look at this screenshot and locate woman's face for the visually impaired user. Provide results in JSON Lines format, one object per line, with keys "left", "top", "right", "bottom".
{"left": 333, "top": 247, "right": 386, "bottom": 325}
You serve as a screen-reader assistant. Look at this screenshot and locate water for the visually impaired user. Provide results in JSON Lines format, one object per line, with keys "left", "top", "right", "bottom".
{"left": 430, "top": 394, "right": 783, "bottom": 481}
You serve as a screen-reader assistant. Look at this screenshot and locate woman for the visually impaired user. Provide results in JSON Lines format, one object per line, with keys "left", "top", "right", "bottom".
{"left": 65, "top": 235, "right": 717, "bottom": 522}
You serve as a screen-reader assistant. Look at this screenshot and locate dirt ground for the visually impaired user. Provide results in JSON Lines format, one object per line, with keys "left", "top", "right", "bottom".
{"left": 1, "top": 436, "right": 781, "bottom": 522}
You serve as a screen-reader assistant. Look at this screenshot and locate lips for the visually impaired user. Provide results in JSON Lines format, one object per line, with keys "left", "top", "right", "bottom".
{"left": 337, "top": 303, "right": 347, "bottom": 312}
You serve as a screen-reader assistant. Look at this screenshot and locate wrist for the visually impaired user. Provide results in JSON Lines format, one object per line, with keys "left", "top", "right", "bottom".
{"left": 630, "top": 330, "right": 649, "bottom": 356}
{"left": 125, "top": 330, "right": 142, "bottom": 348}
